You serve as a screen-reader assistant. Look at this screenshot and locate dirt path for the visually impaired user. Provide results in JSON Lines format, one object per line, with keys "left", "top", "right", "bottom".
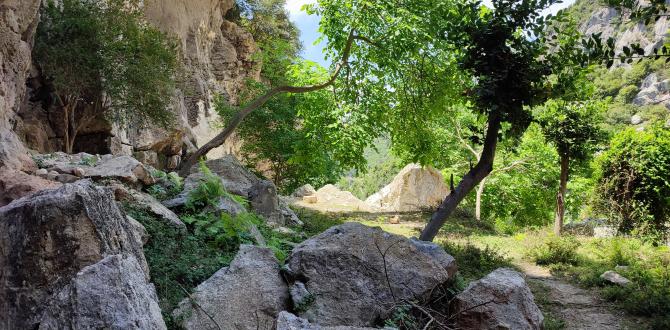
{"left": 516, "top": 261, "right": 647, "bottom": 330}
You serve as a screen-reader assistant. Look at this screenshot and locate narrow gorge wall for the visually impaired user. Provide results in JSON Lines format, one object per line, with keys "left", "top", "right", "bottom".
{"left": 0, "top": 0, "right": 40, "bottom": 171}
{"left": 8, "top": 0, "right": 260, "bottom": 170}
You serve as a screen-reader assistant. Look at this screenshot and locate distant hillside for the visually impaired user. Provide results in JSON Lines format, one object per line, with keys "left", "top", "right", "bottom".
{"left": 567, "top": 0, "right": 670, "bottom": 129}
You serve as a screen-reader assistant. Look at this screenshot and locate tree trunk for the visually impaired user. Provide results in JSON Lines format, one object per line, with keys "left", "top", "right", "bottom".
{"left": 420, "top": 114, "right": 501, "bottom": 241}
{"left": 554, "top": 155, "right": 569, "bottom": 236}
{"left": 475, "top": 176, "right": 487, "bottom": 221}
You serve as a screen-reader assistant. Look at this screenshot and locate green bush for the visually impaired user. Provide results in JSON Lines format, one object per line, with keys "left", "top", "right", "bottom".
{"left": 594, "top": 126, "right": 670, "bottom": 240}
{"left": 526, "top": 234, "right": 581, "bottom": 266}
{"left": 186, "top": 161, "right": 248, "bottom": 211}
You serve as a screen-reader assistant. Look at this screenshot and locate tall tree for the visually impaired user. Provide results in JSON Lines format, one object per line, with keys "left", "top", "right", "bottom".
{"left": 535, "top": 100, "right": 605, "bottom": 235}
{"left": 34, "top": 0, "right": 177, "bottom": 153}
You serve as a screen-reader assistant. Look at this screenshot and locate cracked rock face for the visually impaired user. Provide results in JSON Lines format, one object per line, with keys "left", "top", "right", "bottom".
{"left": 285, "top": 222, "right": 457, "bottom": 327}
{"left": 39, "top": 254, "right": 166, "bottom": 330}
{"left": 173, "top": 245, "right": 289, "bottom": 330}
{"left": 0, "top": 180, "right": 147, "bottom": 329}
{"left": 0, "top": 0, "right": 40, "bottom": 171}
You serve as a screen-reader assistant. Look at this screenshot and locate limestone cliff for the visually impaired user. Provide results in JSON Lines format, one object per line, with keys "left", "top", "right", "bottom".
{"left": 573, "top": 0, "right": 670, "bottom": 119}
{"left": 0, "top": 0, "right": 40, "bottom": 171}
{"left": 10, "top": 0, "right": 259, "bottom": 170}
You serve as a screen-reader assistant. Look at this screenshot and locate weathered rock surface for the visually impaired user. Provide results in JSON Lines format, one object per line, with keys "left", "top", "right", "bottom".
{"left": 126, "top": 189, "right": 186, "bottom": 229}
{"left": 0, "top": 0, "right": 40, "bottom": 171}
{"left": 285, "top": 222, "right": 456, "bottom": 326}
{"left": 293, "top": 184, "right": 377, "bottom": 213}
{"left": 39, "top": 254, "right": 166, "bottom": 330}
{"left": 276, "top": 312, "right": 379, "bottom": 330}
{"left": 451, "top": 268, "right": 543, "bottom": 330}
{"left": 174, "top": 245, "right": 289, "bottom": 330}
{"left": 33, "top": 153, "right": 155, "bottom": 186}
{"left": 0, "top": 181, "right": 147, "bottom": 329}
{"left": 633, "top": 73, "right": 670, "bottom": 107}
{"left": 0, "top": 168, "right": 60, "bottom": 206}
{"left": 182, "top": 155, "right": 301, "bottom": 226}
{"left": 292, "top": 184, "right": 316, "bottom": 198}
{"left": 600, "top": 270, "right": 631, "bottom": 287}
{"left": 366, "top": 163, "right": 449, "bottom": 212}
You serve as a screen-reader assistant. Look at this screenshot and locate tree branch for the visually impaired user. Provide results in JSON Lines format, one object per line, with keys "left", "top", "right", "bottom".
{"left": 178, "top": 29, "right": 359, "bottom": 175}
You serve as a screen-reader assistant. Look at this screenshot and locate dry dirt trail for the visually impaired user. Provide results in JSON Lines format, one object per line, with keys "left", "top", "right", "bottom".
{"left": 516, "top": 262, "right": 648, "bottom": 330}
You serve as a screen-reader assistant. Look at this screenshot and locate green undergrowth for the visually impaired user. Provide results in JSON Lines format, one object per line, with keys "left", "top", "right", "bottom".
{"left": 524, "top": 232, "right": 670, "bottom": 329}
{"left": 124, "top": 205, "right": 235, "bottom": 327}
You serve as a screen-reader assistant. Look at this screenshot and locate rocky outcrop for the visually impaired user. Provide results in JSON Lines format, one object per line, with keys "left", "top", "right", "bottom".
{"left": 365, "top": 163, "right": 449, "bottom": 212}
{"left": 33, "top": 153, "right": 155, "bottom": 186}
{"left": 173, "top": 245, "right": 289, "bottom": 330}
{"left": 451, "top": 268, "right": 543, "bottom": 330}
{"left": 179, "top": 155, "right": 301, "bottom": 226}
{"left": 12, "top": 0, "right": 259, "bottom": 167}
{"left": 0, "top": 181, "right": 148, "bottom": 329}
{"left": 285, "top": 222, "right": 457, "bottom": 327}
{"left": 125, "top": 189, "right": 186, "bottom": 229}
{"left": 292, "top": 184, "right": 377, "bottom": 213}
{"left": 39, "top": 254, "right": 166, "bottom": 330}
{"left": 0, "top": 0, "right": 40, "bottom": 171}
{"left": 633, "top": 73, "right": 670, "bottom": 108}
{"left": 0, "top": 167, "right": 60, "bottom": 206}
{"left": 143, "top": 0, "right": 259, "bottom": 160}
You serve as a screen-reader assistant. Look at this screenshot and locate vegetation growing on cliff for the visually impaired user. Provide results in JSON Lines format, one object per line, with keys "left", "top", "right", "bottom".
{"left": 34, "top": 0, "right": 178, "bottom": 154}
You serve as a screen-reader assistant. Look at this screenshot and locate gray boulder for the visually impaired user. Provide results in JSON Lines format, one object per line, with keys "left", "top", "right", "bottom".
{"left": 39, "top": 255, "right": 166, "bottom": 329}
{"left": 174, "top": 245, "right": 290, "bottom": 329}
{"left": 600, "top": 270, "right": 631, "bottom": 287}
{"left": 0, "top": 181, "right": 148, "bottom": 329}
{"left": 451, "top": 268, "right": 543, "bottom": 330}
{"left": 126, "top": 189, "right": 186, "bottom": 229}
{"left": 285, "top": 222, "right": 456, "bottom": 326}
{"left": 250, "top": 179, "right": 284, "bottom": 225}
{"left": 276, "top": 312, "right": 380, "bottom": 330}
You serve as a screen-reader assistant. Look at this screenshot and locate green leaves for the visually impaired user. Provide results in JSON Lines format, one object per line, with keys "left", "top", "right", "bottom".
{"left": 35, "top": 0, "right": 178, "bottom": 129}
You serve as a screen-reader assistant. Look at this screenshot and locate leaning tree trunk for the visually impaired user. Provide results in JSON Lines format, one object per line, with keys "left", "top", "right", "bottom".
{"left": 177, "top": 31, "right": 359, "bottom": 176}
{"left": 420, "top": 114, "right": 502, "bottom": 241}
{"left": 475, "top": 177, "right": 487, "bottom": 221}
{"left": 554, "top": 155, "right": 569, "bottom": 236}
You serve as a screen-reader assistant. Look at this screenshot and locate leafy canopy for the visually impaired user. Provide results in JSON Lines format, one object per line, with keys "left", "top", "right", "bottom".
{"left": 34, "top": 0, "right": 178, "bottom": 128}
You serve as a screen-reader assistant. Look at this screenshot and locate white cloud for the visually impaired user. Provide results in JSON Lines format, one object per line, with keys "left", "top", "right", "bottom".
{"left": 285, "top": 0, "right": 316, "bottom": 19}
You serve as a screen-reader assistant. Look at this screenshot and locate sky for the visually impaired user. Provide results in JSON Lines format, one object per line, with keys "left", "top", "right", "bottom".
{"left": 285, "top": 0, "right": 577, "bottom": 67}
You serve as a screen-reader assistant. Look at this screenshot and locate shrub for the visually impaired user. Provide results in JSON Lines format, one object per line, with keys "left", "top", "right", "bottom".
{"left": 594, "top": 126, "right": 670, "bottom": 241}
{"left": 526, "top": 234, "right": 581, "bottom": 266}
{"left": 186, "top": 161, "right": 248, "bottom": 211}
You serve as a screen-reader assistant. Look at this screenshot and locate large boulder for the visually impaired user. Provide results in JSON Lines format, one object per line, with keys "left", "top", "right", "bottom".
{"left": 174, "top": 245, "right": 290, "bottom": 330}
{"left": 182, "top": 155, "right": 301, "bottom": 226}
{"left": 365, "top": 164, "right": 449, "bottom": 212}
{"left": 0, "top": 181, "right": 148, "bottom": 329}
{"left": 285, "top": 222, "right": 457, "bottom": 326}
{"left": 292, "top": 184, "right": 377, "bottom": 213}
{"left": 125, "top": 189, "right": 186, "bottom": 229}
{"left": 0, "top": 168, "right": 61, "bottom": 206}
{"left": 39, "top": 254, "right": 166, "bottom": 329}
{"left": 451, "top": 268, "right": 543, "bottom": 330}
